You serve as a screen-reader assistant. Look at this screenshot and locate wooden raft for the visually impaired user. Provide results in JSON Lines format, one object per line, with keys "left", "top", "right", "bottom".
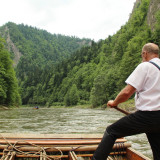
{"left": 0, "top": 133, "right": 151, "bottom": 160}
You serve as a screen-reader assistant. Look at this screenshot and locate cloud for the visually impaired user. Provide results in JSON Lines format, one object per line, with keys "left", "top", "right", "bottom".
{"left": 0, "top": 0, "right": 136, "bottom": 41}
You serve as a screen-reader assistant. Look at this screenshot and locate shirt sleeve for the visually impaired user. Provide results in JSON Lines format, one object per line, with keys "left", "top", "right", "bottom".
{"left": 125, "top": 63, "right": 147, "bottom": 92}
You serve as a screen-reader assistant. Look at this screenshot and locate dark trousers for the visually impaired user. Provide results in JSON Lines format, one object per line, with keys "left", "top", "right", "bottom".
{"left": 93, "top": 110, "right": 160, "bottom": 160}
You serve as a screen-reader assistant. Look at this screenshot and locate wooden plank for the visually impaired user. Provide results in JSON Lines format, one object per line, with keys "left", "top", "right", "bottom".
{"left": 0, "top": 143, "right": 131, "bottom": 152}
{"left": 0, "top": 152, "right": 126, "bottom": 159}
{"left": 0, "top": 139, "right": 126, "bottom": 146}
{"left": 126, "top": 147, "right": 151, "bottom": 160}
{"left": 8, "top": 154, "right": 69, "bottom": 159}
{"left": 0, "top": 133, "right": 103, "bottom": 139}
{"left": 0, "top": 153, "right": 119, "bottom": 159}
{"left": 0, "top": 133, "right": 126, "bottom": 142}
{"left": 0, "top": 148, "right": 150, "bottom": 160}
{"left": 0, "top": 139, "right": 101, "bottom": 145}
{"left": 3, "top": 154, "right": 113, "bottom": 159}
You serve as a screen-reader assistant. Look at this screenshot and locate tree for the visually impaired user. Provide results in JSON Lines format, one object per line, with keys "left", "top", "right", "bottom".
{"left": 90, "top": 73, "right": 108, "bottom": 107}
{"left": 64, "top": 84, "right": 79, "bottom": 106}
{"left": 0, "top": 37, "right": 21, "bottom": 106}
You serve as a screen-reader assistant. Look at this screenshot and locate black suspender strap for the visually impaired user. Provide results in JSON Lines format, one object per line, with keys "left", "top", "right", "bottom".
{"left": 149, "top": 61, "right": 160, "bottom": 70}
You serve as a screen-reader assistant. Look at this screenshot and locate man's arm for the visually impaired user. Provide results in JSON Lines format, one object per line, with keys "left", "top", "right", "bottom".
{"left": 107, "top": 84, "right": 136, "bottom": 107}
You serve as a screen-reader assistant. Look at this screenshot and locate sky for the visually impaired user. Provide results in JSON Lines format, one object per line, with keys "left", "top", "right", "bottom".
{"left": 1, "top": 0, "right": 136, "bottom": 41}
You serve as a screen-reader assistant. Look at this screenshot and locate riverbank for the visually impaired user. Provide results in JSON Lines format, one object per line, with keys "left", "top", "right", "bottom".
{"left": 118, "top": 99, "right": 136, "bottom": 112}
{"left": 1, "top": 98, "right": 136, "bottom": 112}
{"left": 76, "top": 99, "right": 135, "bottom": 111}
{"left": 48, "top": 99, "right": 136, "bottom": 114}
{"left": 0, "top": 105, "right": 10, "bottom": 110}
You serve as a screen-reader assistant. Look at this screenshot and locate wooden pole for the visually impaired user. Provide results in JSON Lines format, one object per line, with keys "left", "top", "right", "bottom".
{"left": 0, "top": 143, "right": 131, "bottom": 152}
{"left": 114, "top": 106, "right": 130, "bottom": 115}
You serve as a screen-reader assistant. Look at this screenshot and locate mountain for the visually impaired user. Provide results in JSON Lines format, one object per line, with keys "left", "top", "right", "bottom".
{"left": 0, "top": 0, "right": 160, "bottom": 107}
{"left": 45, "top": 0, "right": 160, "bottom": 107}
{"left": 0, "top": 22, "right": 92, "bottom": 66}
{"left": 0, "top": 22, "right": 92, "bottom": 105}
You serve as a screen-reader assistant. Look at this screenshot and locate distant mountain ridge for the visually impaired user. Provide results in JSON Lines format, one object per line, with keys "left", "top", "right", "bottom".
{"left": 0, "top": 22, "right": 92, "bottom": 66}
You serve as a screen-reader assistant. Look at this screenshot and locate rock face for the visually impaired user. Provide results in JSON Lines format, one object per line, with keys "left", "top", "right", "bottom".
{"left": 147, "top": 0, "right": 160, "bottom": 31}
{"left": 131, "top": 0, "right": 160, "bottom": 31}
{"left": 2, "top": 26, "right": 22, "bottom": 67}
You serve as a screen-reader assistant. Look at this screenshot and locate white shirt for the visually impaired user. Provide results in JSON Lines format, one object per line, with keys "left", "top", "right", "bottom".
{"left": 125, "top": 58, "right": 160, "bottom": 111}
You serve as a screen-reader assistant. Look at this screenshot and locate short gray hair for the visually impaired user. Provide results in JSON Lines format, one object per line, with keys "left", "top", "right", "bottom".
{"left": 143, "top": 43, "right": 159, "bottom": 54}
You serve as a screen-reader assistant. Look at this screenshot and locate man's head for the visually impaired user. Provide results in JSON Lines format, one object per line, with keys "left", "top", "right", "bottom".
{"left": 141, "top": 43, "right": 159, "bottom": 62}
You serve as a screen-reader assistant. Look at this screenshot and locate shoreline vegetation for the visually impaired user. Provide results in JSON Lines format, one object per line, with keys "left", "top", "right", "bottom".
{"left": 0, "top": 99, "right": 136, "bottom": 112}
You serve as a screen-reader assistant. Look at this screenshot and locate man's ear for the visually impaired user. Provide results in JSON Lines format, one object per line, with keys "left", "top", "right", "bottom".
{"left": 143, "top": 51, "right": 148, "bottom": 61}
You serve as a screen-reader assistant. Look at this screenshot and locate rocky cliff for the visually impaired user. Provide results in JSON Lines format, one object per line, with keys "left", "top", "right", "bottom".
{"left": 132, "top": 0, "right": 160, "bottom": 31}
{"left": 147, "top": 0, "right": 160, "bottom": 31}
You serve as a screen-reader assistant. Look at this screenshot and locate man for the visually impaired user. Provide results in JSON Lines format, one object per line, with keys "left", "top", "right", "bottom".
{"left": 93, "top": 43, "right": 160, "bottom": 160}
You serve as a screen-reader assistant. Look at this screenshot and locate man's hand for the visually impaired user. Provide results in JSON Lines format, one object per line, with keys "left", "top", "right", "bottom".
{"left": 107, "top": 100, "right": 117, "bottom": 108}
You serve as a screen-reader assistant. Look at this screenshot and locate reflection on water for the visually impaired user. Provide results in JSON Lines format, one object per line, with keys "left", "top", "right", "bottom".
{"left": 0, "top": 107, "right": 152, "bottom": 159}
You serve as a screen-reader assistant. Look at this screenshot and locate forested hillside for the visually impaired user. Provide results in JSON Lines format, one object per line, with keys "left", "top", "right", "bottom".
{"left": 0, "top": 0, "right": 160, "bottom": 107}
{"left": 0, "top": 22, "right": 91, "bottom": 66}
{"left": 0, "top": 22, "right": 91, "bottom": 105}
{"left": 46, "top": 0, "right": 160, "bottom": 107}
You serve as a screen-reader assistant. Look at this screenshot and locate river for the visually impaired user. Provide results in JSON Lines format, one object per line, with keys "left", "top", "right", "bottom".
{"left": 0, "top": 107, "right": 153, "bottom": 159}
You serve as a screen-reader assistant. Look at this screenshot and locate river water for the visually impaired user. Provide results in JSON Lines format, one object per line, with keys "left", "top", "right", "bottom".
{"left": 0, "top": 107, "right": 153, "bottom": 159}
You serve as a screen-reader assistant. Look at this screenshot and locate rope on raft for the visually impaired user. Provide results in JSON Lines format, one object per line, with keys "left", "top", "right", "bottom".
{"left": 0, "top": 133, "right": 63, "bottom": 160}
{"left": 109, "top": 142, "right": 126, "bottom": 160}
{"left": 0, "top": 134, "right": 130, "bottom": 160}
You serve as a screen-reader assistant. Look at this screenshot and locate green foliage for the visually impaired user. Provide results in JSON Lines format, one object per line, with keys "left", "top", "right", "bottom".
{"left": 45, "top": 0, "right": 158, "bottom": 108}
{"left": 0, "top": 22, "right": 92, "bottom": 105}
{"left": 1, "top": 0, "right": 160, "bottom": 108}
{"left": 64, "top": 84, "right": 79, "bottom": 106}
{"left": 90, "top": 73, "right": 107, "bottom": 107}
{"left": 0, "top": 37, "right": 21, "bottom": 106}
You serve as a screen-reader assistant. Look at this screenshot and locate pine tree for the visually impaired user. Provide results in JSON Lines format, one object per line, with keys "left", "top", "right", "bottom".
{"left": 0, "top": 37, "right": 21, "bottom": 106}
